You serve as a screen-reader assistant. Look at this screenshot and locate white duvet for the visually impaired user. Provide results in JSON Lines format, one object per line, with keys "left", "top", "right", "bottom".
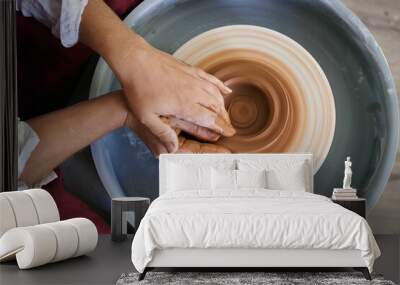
{"left": 131, "top": 190, "right": 380, "bottom": 273}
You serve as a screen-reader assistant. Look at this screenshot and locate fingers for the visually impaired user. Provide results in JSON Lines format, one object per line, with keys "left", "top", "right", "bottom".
{"left": 125, "top": 113, "right": 168, "bottom": 157}
{"left": 140, "top": 114, "right": 179, "bottom": 153}
{"left": 143, "top": 136, "right": 168, "bottom": 158}
{"left": 161, "top": 117, "right": 181, "bottom": 136}
{"left": 201, "top": 81, "right": 225, "bottom": 106}
{"left": 196, "top": 68, "right": 232, "bottom": 94}
{"left": 196, "top": 87, "right": 231, "bottom": 124}
{"left": 167, "top": 117, "right": 221, "bottom": 142}
{"left": 171, "top": 61, "right": 233, "bottom": 126}
{"left": 180, "top": 105, "right": 236, "bottom": 137}
{"left": 192, "top": 71, "right": 231, "bottom": 124}
{"left": 185, "top": 65, "right": 231, "bottom": 123}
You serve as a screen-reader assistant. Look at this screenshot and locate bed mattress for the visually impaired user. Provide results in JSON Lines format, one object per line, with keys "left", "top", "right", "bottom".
{"left": 131, "top": 190, "right": 380, "bottom": 272}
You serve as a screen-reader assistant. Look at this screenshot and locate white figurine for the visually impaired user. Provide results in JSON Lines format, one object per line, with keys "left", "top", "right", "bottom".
{"left": 343, "top": 156, "right": 353, "bottom": 189}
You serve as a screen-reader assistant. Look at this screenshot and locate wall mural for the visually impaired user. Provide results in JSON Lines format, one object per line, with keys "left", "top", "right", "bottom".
{"left": 89, "top": 0, "right": 399, "bottom": 212}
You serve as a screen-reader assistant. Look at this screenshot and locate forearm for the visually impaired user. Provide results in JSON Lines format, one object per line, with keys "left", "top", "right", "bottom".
{"left": 79, "top": 0, "right": 145, "bottom": 83}
{"left": 78, "top": 0, "right": 235, "bottom": 152}
{"left": 20, "top": 92, "right": 128, "bottom": 186}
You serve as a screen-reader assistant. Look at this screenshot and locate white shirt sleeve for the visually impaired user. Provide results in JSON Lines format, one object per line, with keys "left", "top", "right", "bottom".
{"left": 18, "top": 120, "right": 58, "bottom": 190}
{"left": 16, "top": 0, "right": 89, "bottom": 48}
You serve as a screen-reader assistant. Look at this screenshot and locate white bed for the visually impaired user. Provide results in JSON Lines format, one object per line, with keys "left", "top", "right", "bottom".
{"left": 131, "top": 154, "right": 380, "bottom": 280}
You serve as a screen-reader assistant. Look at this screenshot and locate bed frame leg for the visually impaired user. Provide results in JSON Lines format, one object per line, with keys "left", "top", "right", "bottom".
{"left": 354, "top": 267, "right": 371, "bottom": 280}
{"left": 138, "top": 268, "right": 148, "bottom": 281}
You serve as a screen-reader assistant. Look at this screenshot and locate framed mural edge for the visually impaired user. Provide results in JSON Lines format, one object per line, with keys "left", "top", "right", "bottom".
{"left": 0, "top": 0, "right": 18, "bottom": 192}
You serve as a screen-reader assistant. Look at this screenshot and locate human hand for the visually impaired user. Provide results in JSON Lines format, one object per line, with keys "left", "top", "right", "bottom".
{"left": 79, "top": 1, "right": 234, "bottom": 153}
{"left": 114, "top": 37, "right": 235, "bottom": 153}
{"left": 125, "top": 112, "right": 230, "bottom": 156}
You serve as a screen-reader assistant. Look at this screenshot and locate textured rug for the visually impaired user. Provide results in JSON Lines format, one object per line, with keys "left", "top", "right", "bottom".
{"left": 116, "top": 272, "right": 396, "bottom": 285}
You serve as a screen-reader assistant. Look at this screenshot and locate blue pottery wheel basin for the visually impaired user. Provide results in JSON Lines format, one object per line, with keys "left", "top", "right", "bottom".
{"left": 89, "top": 0, "right": 399, "bottom": 212}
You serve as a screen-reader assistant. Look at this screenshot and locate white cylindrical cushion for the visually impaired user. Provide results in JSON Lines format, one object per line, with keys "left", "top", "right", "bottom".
{"left": 0, "top": 192, "right": 39, "bottom": 227}
{"left": 65, "top": 218, "right": 98, "bottom": 257}
{"left": 43, "top": 221, "right": 79, "bottom": 262}
{"left": 0, "top": 226, "right": 57, "bottom": 269}
{"left": 0, "top": 218, "right": 98, "bottom": 269}
{"left": 24, "top": 189, "right": 59, "bottom": 223}
{"left": 0, "top": 189, "right": 59, "bottom": 237}
{"left": 0, "top": 196, "right": 17, "bottom": 237}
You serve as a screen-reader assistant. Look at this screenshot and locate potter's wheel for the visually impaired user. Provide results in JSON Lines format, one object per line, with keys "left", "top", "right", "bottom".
{"left": 89, "top": 0, "right": 399, "bottom": 211}
{"left": 173, "top": 25, "right": 335, "bottom": 171}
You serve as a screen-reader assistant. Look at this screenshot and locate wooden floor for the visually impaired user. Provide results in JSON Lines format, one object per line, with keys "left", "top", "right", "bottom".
{"left": 342, "top": 0, "right": 400, "bottom": 235}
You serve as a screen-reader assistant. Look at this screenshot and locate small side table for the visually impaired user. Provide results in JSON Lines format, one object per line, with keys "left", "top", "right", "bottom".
{"left": 111, "top": 197, "right": 150, "bottom": 242}
{"left": 332, "top": 198, "right": 366, "bottom": 218}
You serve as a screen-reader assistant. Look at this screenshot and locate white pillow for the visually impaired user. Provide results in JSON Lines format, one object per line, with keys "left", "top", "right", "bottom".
{"left": 167, "top": 163, "right": 211, "bottom": 191}
{"left": 236, "top": 169, "right": 267, "bottom": 188}
{"left": 266, "top": 163, "right": 307, "bottom": 191}
{"left": 212, "top": 168, "right": 237, "bottom": 190}
{"left": 237, "top": 159, "right": 309, "bottom": 192}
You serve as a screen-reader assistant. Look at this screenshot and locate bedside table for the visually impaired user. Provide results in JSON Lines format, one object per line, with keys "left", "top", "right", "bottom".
{"left": 111, "top": 197, "right": 150, "bottom": 242}
{"left": 332, "top": 198, "right": 366, "bottom": 218}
